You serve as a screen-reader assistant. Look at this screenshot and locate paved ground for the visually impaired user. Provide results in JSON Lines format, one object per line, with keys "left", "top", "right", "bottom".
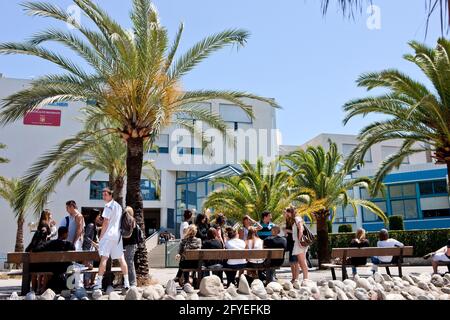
{"left": 1, "top": 265, "right": 442, "bottom": 298}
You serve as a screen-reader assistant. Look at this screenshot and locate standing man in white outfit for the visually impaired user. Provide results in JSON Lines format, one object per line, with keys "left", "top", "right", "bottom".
{"left": 93, "top": 188, "right": 130, "bottom": 290}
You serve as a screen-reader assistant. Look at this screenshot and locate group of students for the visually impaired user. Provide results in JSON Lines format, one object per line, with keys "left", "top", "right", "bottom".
{"left": 175, "top": 206, "right": 313, "bottom": 287}
{"left": 350, "top": 227, "right": 450, "bottom": 276}
{"left": 25, "top": 188, "right": 142, "bottom": 294}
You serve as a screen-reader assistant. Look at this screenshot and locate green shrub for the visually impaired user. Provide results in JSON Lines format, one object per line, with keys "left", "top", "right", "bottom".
{"left": 327, "top": 220, "right": 333, "bottom": 233}
{"left": 338, "top": 224, "right": 353, "bottom": 233}
{"left": 309, "top": 228, "right": 450, "bottom": 259}
{"left": 389, "top": 215, "right": 404, "bottom": 230}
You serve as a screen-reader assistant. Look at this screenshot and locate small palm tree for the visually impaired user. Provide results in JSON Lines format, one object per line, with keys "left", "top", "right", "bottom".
{"left": 283, "top": 141, "right": 387, "bottom": 266}
{"left": 344, "top": 38, "right": 450, "bottom": 194}
{"left": 0, "top": 143, "right": 8, "bottom": 185}
{"left": 0, "top": 0, "right": 278, "bottom": 281}
{"left": 0, "top": 178, "right": 38, "bottom": 252}
{"left": 204, "top": 158, "right": 303, "bottom": 223}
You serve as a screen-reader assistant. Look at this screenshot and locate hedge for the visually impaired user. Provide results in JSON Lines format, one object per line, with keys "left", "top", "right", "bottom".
{"left": 338, "top": 224, "right": 353, "bottom": 233}
{"left": 389, "top": 215, "right": 404, "bottom": 231}
{"left": 309, "top": 228, "right": 450, "bottom": 258}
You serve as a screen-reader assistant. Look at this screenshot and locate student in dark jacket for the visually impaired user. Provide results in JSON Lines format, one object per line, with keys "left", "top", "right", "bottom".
{"left": 263, "top": 225, "right": 287, "bottom": 283}
{"left": 122, "top": 206, "right": 141, "bottom": 288}
{"left": 34, "top": 226, "right": 75, "bottom": 293}
{"left": 195, "top": 212, "right": 210, "bottom": 243}
{"left": 201, "top": 228, "right": 224, "bottom": 280}
{"left": 349, "top": 228, "right": 370, "bottom": 277}
{"left": 25, "top": 226, "right": 50, "bottom": 293}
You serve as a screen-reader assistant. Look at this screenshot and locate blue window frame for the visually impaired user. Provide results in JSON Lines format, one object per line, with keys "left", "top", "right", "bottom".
{"left": 90, "top": 181, "right": 109, "bottom": 200}
{"left": 419, "top": 180, "right": 448, "bottom": 196}
{"left": 141, "top": 179, "right": 159, "bottom": 201}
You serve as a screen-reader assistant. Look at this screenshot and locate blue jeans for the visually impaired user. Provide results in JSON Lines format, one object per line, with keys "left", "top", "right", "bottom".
{"left": 371, "top": 257, "right": 383, "bottom": 273}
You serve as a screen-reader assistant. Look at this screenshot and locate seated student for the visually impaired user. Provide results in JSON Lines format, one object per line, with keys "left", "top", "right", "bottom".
{"left": 263, "top": 225, "right": 287, "bottom": 283}
{"left": 224, "top": 227, "right": 247, "bottom": 287}
{"left": 371, "top": 229, "right": 404, "bottom": 274}
{"left": 25, "top": 226, "right": 50, "bottom": 294}
{"left": 430, "top": 239, "right": 450, "bottom": 274}
{"left": 34, "top": 226, "right": 75, "bottom": 293}
{"left": 202, "top": 228, "right": 224, "bottom": 280}
{"left": 349, "top": 228, "right": 370, "bottom": 277}
{"left": 177, "top": 225, "right": 202, "bottom": 285}
{"left": 245, "top": 227, "right": 265, "bottom": 281}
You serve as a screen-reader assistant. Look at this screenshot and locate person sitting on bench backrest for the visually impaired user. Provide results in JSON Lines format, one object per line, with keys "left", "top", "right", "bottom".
{"left": 431, "top": 239, "right": 450, "bottom": 274}
{"left": 371, "top": 229, "right": 404, "bottom": 274}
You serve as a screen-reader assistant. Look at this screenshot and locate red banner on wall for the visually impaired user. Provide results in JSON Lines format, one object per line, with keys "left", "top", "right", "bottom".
{"left": 23, "top": 109, "right": 61, "bottom": 127}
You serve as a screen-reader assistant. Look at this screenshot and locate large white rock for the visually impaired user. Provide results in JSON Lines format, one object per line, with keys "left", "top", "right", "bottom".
{"left": 187, "top": 293, "right": 200, "bottom": 300}
{"left": 40, "top": 289, "right": 56, "bottom": 301}
{"left": 357, "top": 278, "right": 373, "bottom": 291}
{"left": 408, "top": 286, "right": 426, "bottom": 297}
{"left": 441, "top": 287, "right": 450, "bottom": 294}
{"left": 183, "top": 283, "right": 195, "bottom": 294}
{"left": 153, "top": 284, "right": 165, "bottom": 298}
{"left": 343, "top": 279, "right": 357, "bottom": 290}
{"left": 335, "top": 287, "right": 348, "bottom": 300}
{"left": 402, "top": 275, "right": 416, "bottom": 286}
{"left": 288, "top": 289, "right": 299, "bottom": 299}
{"left": 238, "top": 275, "right": 251, "bottom": 295}
{"left": 431, "top": 274, "right": 445, "bottom": 287}
{"left": 401, "top": 291, "right": 414, "bottom": 300}
{"left": 109, "top": 292, "right": 121, "bottom": 300}
{"left": 175, "top": 294, "right": 186, "bottom": 300}
{"left": 283, "top": 281, "right": 293, "bottom": 291}
{"left": 381, "top": 274, "right": 393, "bottom": 282}
{"left": 227, "top": 283, "right": 239, "bottom": 297}
{"left": 125, "top": 287, "right": 142, "bottom": 300}
{"left": 266, "top": 282, "right": 283, "bottom": 293}
{"left": 355, "top": 291, "right": 369, "bottom": 300}
{"left": 143, "top": 287, "right": 159, "bottom": 300}
{"left": 92, "top": 289, "right": 103, "bottom": 300}
{"left": 373, "top": 272, "right": 383, "bottom": 283}
{"left": 165, "top": 279, "right": 178, "bottom": 296}
{"left": 418, "top": 281, "right": 430, "bottom": 291}
{"left": 199, "top": 275, "right": 224, "bottom": 297}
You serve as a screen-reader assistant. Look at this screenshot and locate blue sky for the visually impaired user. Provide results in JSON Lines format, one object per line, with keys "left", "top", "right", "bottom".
{"left": 0, "top": 0, "right": 443, "bottom": 145}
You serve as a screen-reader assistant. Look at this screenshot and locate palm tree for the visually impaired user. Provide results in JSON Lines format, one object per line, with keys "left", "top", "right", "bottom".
{"left": 283, "top": 141, "right": 387, "bottom": 266}
{"left": 204, "top": 158, "right": 303, "bottom": 223}
{"left": 29, "top": 126, "right": 159, "bottom": 212}
{"left": 0, "top": 0, "right": 278, "bottom": 281}
{"left": 0, "top": 178, "right": 38, "bottom": 252}
{"left": 344, "top": 38, "right": 450, "bottom": 194}
{"left": 0, "top": 143, "right": 8, "bottom": 185}
{"left": 320, "top": 0, "right": 450, "bottom": 35}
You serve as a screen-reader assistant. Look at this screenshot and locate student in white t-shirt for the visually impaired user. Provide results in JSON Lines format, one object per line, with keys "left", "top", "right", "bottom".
{"left": 245, "top": 226, "right": 264, "bottom": 280}
{"left": 224, "top": 227, "right": 247, "bottom": 287}
{"left": 371, "top": 229, "right": 404, "bottom": 274}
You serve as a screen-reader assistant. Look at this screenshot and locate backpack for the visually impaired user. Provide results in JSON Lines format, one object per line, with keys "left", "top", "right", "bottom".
{"left": 120, "top": 210, "right": 136, "bottom": 239}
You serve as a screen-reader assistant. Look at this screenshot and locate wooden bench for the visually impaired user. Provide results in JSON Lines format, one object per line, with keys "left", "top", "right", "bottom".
{"left": 322, "top": 246, "right": 414, "bottom": 280}
{"left": 7, "top": 251, "right": 120, "bottom": 295}
{"left": 181, "top": 249, "right": 285, "bottom": 287}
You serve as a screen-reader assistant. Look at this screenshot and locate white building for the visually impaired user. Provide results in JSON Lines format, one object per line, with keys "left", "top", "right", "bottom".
{"left": 283, "top": 133, "right": 450, "bottom": 232}
{"left": 0, "top": 76, "right": 280, "bottom": 258}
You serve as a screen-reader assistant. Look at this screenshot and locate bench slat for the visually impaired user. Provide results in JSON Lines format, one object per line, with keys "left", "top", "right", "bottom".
{"left": 183, "top": 249, "right": 284, "bottom": 260}
{"left": 7, "top": 251, "right": 100, "bottom": 264}
{"left": 331, "top": 246, "right": 413, "bottom": 258}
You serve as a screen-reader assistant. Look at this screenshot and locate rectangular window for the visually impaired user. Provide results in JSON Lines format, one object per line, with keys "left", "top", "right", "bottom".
{"left": 381, "top": 146, "right": 409, "bottom": 164}
{"left": 342, "top": 144, "right": 372, "bottom": 162}
{"left": 419, "top": 180, "right": 448, "bottom": 196}
{"left": 141, "top": 179, "right": 159, "bottom": 201}
{"left": 389, "top": 183, "right": 416, "bottom": 198}
{"left": 90, "top": 181, "right": 109, "bottom": 200}
{"left": 390, "top": 199, "right": 418, "bottom": 219}
{"left": 177, "top": 102, "right": 212, "bottom": 120}
{"left": 422, "top": 208, "right": 450, "bottom": 218}
{"left": 362, "top": 201, "right": 386, "bottom": 222}
{"left": 219, "top": 104, "right": 252, "bottom": 123}
{"left": 150, "top": 134, "right": 169, "bottom": 154}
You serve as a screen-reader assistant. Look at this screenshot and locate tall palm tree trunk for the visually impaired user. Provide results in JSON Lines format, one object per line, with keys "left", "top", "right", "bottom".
{"left": 112, "top": 177, "right": 124, "bottom": 208}
{"left": 15, "top": 215, "right": 24, "bottom": 252}
{"left": 315, "top": 209, "right": 331, "bottom": 267}
{"left": 125, "top": 137, "right": 149, "bottom": 282}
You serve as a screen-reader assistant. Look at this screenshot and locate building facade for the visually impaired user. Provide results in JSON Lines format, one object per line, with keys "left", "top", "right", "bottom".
{"left": 0, "top": 76, "right": 279, "bottom": 258}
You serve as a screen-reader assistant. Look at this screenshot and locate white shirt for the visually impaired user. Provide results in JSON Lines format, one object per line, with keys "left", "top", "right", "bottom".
{"left": 376, "top": 238, "right": 404, "bottom": 263}
{"left": 180, "top": 221, "right": 189, "bottom": 239}
{"left": 101, "top": 200, "right": 123, "bottom": 241}
{"left": 247, "top": 238, "right": 264, "bottom": 264}
{"left": 225, "top": 238, "right": 247, "bottom": 265}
